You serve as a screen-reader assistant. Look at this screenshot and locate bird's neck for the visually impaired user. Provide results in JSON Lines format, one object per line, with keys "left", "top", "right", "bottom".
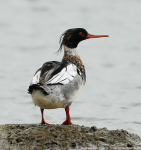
{"left": 62, "top": 45, "right": 80, "bottom": 62}
{"left": 62, "top": 45, "right": 85, "bottom": 71}
{"left": 63, "top": 45, "right": 78, "bottom": 57}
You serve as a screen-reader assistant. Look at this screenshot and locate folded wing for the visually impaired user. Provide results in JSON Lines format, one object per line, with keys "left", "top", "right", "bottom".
{"left": 30, "top": 61, "right": 78, "bottom": 89}
{"left": 46, "top": 64, "right": 77, "bottom": 85}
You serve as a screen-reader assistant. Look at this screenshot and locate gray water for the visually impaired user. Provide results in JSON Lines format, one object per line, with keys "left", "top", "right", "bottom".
{"left": 0, "top": 0, "right": 141, "bottom": 137}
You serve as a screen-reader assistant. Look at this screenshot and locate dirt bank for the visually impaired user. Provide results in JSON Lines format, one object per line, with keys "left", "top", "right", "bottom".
{"left": 0, "top": 124, "right": 141, "bottom": 149}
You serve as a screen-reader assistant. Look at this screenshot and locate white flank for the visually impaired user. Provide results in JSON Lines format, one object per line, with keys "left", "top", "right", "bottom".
{"left": 32, "top": 90, "right": 66, "bottom": 109}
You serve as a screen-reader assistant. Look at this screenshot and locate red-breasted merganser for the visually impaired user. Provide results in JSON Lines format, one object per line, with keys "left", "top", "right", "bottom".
{"left": 28, "top": 28, "right": 108, "bottom": 125}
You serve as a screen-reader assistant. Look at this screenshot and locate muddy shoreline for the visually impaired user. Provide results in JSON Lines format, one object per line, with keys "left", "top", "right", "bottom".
{"left": 0, "top": 124, "right": 141, "bottom": 149}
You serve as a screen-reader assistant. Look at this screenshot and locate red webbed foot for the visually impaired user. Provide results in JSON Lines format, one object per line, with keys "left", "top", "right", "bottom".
{"left": 62, "top": 120, "right": 75, "bottom": 125}
{"left": 38, "top": 120, "right": 50, "bottom": 125}
{"left": 62, "top": 107, "right": 75, "bottom": 125}
{"left": 38, "top": 108, "right": 50, "bottom": 125}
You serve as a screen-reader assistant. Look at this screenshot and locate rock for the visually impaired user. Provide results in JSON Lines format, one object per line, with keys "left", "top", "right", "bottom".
{"left": 0, "top": 124, "right": 141, "bottom": 149}
{"left": 91, "top": 126, "right": 97, "bottom": 132}
{"left": 98, "top": 137, "right": 107, "bottom": 142}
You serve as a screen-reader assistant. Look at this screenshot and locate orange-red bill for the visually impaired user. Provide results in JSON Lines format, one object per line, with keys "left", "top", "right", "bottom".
{"left": 86, "top": 34, "right": 109, "bottom": 39}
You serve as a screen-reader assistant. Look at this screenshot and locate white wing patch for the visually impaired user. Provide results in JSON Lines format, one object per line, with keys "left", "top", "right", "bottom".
{"left": 31, "top": 70, "right": 41, "bottom": 85}
{"left": 46, "top": 64, "right": 77, "bottom": 85}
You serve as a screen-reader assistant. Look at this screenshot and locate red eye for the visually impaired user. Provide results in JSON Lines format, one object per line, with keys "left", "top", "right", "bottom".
{"left": 79, "top": 32, "right": 82, "bottom": 35}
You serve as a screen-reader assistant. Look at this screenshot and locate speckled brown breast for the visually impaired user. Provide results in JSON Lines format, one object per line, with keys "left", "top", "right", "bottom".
{"left": 62, "top": 52, "right": 86, "bottom": 82}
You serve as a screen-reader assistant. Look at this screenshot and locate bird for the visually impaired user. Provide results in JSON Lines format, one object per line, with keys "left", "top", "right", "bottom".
{"left": 28, "top": 28, "right": 108, "bottom": 125}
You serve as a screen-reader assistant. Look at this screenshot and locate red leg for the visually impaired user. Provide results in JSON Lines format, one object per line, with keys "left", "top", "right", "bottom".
{"left": 62, "top": 107, "right": 75, "bottom": 125}
{"left": 38, "top": 108, "right": 50, "bottom": 125}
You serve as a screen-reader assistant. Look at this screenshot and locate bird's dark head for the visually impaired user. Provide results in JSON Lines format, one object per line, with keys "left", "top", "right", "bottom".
{"left": 58, "top": 28, "right": 109, "bottom": 52}
{"left": 59, "top": 28, "right": 88, "bottom": 51}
